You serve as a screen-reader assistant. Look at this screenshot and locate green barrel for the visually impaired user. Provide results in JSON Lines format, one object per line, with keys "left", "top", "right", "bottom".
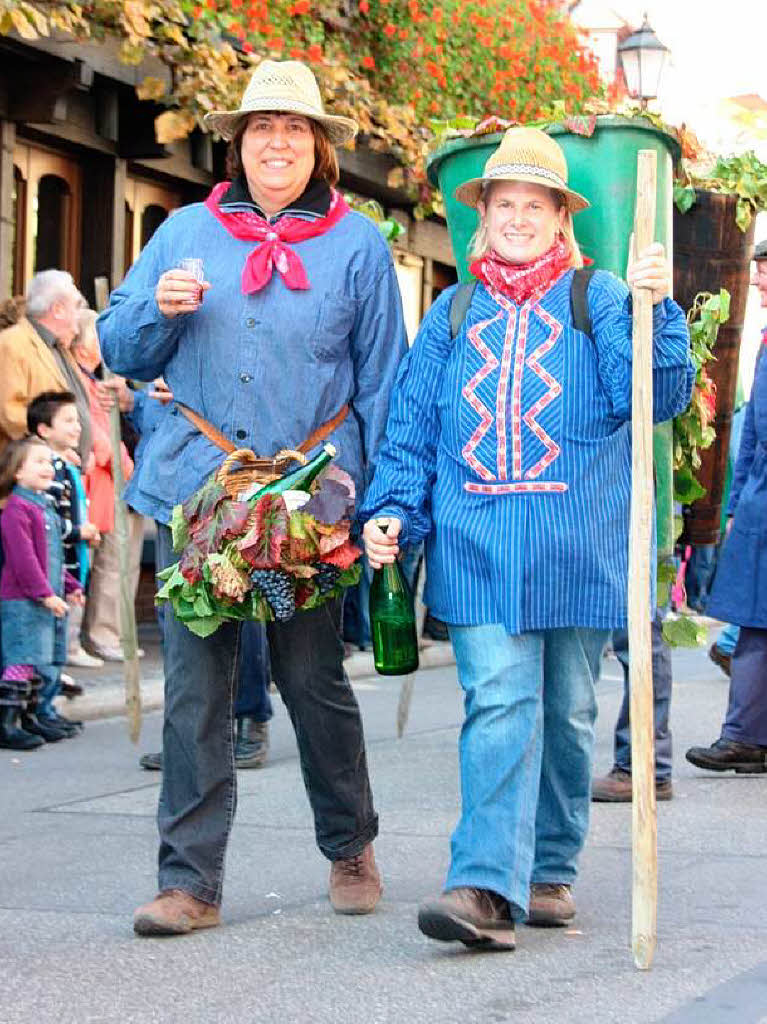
{"left": 426, "top": 115, "right": 681, "bottom": 557}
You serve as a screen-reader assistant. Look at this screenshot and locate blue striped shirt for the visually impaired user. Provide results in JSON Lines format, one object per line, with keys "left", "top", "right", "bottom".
{"left": 359, "top": 270, "right": 694, "bottom": 633}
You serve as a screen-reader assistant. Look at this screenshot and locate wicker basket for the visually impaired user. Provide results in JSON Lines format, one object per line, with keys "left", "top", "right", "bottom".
{"left": 215, "top": 447, "right": 308, "bottom": 500}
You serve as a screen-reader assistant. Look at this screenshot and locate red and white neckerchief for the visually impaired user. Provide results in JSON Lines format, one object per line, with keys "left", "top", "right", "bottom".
{"left": 469, "top": 238, "right": 573, "bottom": 305}
{"left": 204, "top": 181, "right": 350, "bottom": 294}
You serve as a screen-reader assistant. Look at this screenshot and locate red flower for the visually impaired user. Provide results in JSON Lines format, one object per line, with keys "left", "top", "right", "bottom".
{"left": 384, "top": 23, "right": 397, "bottom": 37}
{"left": 192, "top": 4, "right": 203, "bottom": 16}
{"left": 307, "top": 42, "right": 322, "bottom": 61}
{"left": 362, "top": 54, "right": 375, "bottom": 69}
{"left": 205, "top": 0, "right": 216, "bottom": 8}
{"left": 231, "top": 0, "right": 243, "bottom": 7}
{"left": 242, "top": 41, "right": 254, "bottom": 52}
{"left": 359, "top": 0, "right": 369, "bottom": 10}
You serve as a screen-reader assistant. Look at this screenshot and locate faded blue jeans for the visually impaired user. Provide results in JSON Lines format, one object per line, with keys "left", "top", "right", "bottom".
{"left": 446, "top": 624, "right": 608, "bottom": 921}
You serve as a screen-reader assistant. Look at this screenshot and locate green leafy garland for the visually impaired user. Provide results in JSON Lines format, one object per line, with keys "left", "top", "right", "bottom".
{"left": 674, "top": 151, "right": 767, "bottom": 232}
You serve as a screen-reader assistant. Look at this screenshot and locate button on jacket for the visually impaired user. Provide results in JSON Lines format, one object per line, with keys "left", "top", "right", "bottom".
{"left": 97, "top": 201, "right": 408, "bottom": 524}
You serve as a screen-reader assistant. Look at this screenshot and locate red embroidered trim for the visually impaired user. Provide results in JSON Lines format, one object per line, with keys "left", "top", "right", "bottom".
{"left": 461, "top": 313, "right": 502, "bottom": 481}
{"left": 523, "top": 303, "right": 563, "bottom": 480}
{"left": 464, "top": 481, "right": 568, "bottom": 494}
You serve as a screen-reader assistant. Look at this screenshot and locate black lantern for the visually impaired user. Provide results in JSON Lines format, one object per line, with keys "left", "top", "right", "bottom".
{"left": 617, "top": 15, "right": 670, "bottom": 108}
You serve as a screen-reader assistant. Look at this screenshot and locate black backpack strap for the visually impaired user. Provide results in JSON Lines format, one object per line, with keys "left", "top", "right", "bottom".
{"left": 449, "top": 282, "right": 477, "bottom": 340}
{"left": 570, "top": 268, "right": 596, "bottom": 340}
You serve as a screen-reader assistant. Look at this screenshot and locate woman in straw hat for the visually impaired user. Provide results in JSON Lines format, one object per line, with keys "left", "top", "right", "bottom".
{"left": 98, "top": 60, "right": 408, "bottom": 936}
{"left": 360, "top": 126, "right": 694, "bottom": 950}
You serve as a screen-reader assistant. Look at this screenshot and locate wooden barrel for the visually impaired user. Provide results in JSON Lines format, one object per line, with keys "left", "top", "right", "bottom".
{"left": 673, "top": 191, "right": 755, "bottom": 546}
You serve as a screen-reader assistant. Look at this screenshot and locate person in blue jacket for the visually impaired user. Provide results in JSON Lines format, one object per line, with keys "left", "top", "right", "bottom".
{"left": 361, "top": 126, "right": 694, "bottom": 951}
{"left": 97, "top": 61, "right": 407, "bottom": 936}
{"left": 687, "top": 240, "right": 767, "bottom": 773}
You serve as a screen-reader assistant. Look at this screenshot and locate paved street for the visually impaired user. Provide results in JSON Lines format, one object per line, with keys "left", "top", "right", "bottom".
{"left": 1, "top": 629, "right": 766, "bottom": 1024}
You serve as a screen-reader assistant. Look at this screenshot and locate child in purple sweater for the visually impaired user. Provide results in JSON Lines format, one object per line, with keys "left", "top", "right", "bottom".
{"left": 0, "top": 437, "right": 84, "bottom": 750}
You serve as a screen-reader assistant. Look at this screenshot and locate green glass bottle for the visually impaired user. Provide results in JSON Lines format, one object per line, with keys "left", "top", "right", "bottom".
{"left": 369, "top": 522, "right": 419, "bottom": 676}
{"left": 243, "top": 443, "right": 336, "bottom": 502}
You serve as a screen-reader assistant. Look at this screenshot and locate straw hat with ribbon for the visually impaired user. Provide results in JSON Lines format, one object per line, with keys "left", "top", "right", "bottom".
{"left": 455, "top": 126, "right": 589, "bottom": 212}
{"left": 204, "top": 60, "right": 358, "bottom": 145}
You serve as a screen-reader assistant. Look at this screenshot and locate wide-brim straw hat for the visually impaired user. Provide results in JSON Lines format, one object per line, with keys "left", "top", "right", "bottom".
{"left": 455, "top": 126, "right": 590, "bottom": 212}
{"left": 203, "top": 60, "right": 358, "bottom": 145}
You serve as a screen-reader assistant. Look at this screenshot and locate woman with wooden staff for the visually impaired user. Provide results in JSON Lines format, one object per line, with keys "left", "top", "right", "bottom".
{"left": 360, "top": 126, "right": 694, "bottom": 951}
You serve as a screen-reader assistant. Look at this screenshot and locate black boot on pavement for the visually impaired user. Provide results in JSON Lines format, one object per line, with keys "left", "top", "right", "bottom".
{"left": 685, "top": 737, "right": 767, "bottom": 773}
{"left": 139, "top": 751, "right": 163, "bottom": 771}
{"left": 418, "top": 887, "right": 516, "bottom": 950}
{"left": 0, "top": 705, "right": 44, "bottom": 750}
{"left": 234, "top": 716, "right": 269, "bottom": 769}
{"left": 592, "top": 766, "right": 673, "bottom": 802}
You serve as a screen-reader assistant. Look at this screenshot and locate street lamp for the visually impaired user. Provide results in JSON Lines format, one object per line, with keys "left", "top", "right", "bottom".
{"left": 617, "top": 14, "right": 670, "bottom": 108}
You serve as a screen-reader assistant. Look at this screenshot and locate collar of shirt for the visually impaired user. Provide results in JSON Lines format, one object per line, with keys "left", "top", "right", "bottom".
{"left": 29, "top": 317, "right": 59, "bottom": 349}
{"left": 218, "top": 175, "right": 331, "bottom": 223}
{"left": 13, "top": 485, "right": 52, "bottom": 510}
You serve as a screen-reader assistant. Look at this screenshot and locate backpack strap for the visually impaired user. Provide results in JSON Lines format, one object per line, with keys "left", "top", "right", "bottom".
{"left": 449, "top": 272, "right": 595, "bottom": 341}
{"left": 449, "top": 282, "right": 477, "bottom": 340}
{"left": 570, "top": 268, "right": 596, "bottom": 340}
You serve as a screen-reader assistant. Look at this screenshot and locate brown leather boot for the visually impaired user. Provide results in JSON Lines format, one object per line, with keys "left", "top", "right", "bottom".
{"left": 527, "top": 883, "right": 575, "bottom": 927}
{"left": 418, "top": 887, "right": 516, "bottom": 950}
{"left": 133, "top": 889, "right": 221, "bottom": 936}
{"left": 592, "top": 767, "right": 673, "bottom": 802}
{"left": 328, "top": 843, "right": 382, "bottom": 915}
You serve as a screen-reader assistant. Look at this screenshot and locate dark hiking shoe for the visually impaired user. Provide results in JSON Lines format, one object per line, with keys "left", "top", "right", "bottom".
{"left": 685, "top": 738, "right": 767, "bottom": 773}
{"left": 133, "top": 889, "right": 221, "bottom": 936}
{"left": 234, "top": 717, "right": 269, "bottom": 769}
{"left": 329, "top": 843, "right": 382, "bottom": 915}
{"left": 592, "top": 767, "right": 673, "bottom": 802}
{"left": 0, "top": 706, "right": 44, "bottom": 750}
{"left": 20, "top": 713, "right": 67, "bottom": 743}
{"left": 527, "top": 883, "right": 575, "bottom": 927}
{"left": 708, "top": 644, "right": 731, "bottom": 678}
{"left": 139, "top": 751, "right": 163, "bottom": 771}
{"left": 418, "top": 887, "right": 516, "bottom": 950}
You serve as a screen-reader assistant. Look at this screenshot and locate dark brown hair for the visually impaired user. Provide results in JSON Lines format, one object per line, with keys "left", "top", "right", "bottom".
{"left": 0, "top": 436, "right": 49, "bottom": 501}
{"left": 225, "top": 115, "right": 339, "bottom": 187}
{"left": 27, "top": 390, "right": 77, "bottom": 436}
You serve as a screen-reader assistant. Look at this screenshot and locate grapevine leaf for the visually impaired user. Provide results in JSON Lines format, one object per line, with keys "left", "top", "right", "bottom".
{"left": 318, "top": 522, "right": 352, "bottom": 555}
{"left": 185, "top": 615, "right": 225, "bottom": 638}
{"left": 673, "top": 183, "right": 696, "bottom": 214}
{"left": 179, "top": 544, "right": 206, "bottom": 584}
{"left": 170, "top": 503, "right": 190, "bottom": 552}
{"left": 318, "top": 538, "right": 362, "bottom": 570}
{"left": 237, "top": 494, "right": 288, "bottom": 569}
{"left": 181, "top": 475, "right": 227, "bottom": 529}
{"left": 302, "top": 477, "right": 355, "bottom": 525}
{"left": 662, "top": 615, "right": 707, "bottom": 648}
{"left": 563, "top": 115, "right": 596, "bottom": 137}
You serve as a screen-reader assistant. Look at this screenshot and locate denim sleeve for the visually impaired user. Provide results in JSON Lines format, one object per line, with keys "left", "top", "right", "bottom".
{"left": 358, "top": 288, "right": 456, "bottom": 547}
{"left": 98, "top": 223, "right": 184, "bottom": 381}
{"left": 127, "top": 387, "right": 147, "bottom": 437}
{"left": 349, "top": 260, "right": 409, "bottom": 490}
{"left": 728, "top": 396, "right": 756, "bottom": 514}
{"left": 589, "top": 271, "right": 695, "bottom": 424}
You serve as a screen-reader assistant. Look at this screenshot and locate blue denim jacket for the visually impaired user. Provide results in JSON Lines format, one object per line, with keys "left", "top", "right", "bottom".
{"left": 98, "top": 201, "right": 408, "bottom": 524}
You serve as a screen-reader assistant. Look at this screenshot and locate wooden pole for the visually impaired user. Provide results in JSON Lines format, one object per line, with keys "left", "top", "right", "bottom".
{"left": 94, "top": 276, "right": 142, "bottom": 743}
{"left": 629, "top": 151, "right": 658, "bottom": 970}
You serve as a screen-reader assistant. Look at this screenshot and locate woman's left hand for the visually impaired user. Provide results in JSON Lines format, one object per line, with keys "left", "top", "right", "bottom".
{"left": 627, "top": 241, "right": 670, "bottom": 305}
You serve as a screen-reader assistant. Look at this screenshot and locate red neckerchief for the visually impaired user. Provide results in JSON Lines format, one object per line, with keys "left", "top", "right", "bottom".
{"left": 204, "top": 181, "right": 350, "bottom": 294}
{"left": 470, "top": 238, "right": 572, "bottom": 305}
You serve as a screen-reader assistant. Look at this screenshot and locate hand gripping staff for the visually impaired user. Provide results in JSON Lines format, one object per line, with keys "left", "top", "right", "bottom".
{"left": 628, "top": 152, "right": 658, "bottom": 970}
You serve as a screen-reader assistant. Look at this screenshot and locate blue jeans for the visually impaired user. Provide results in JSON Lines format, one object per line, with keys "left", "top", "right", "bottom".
{"left": 722, "top": 627, "right": 767, "bottom": 747}
{"left": 611, "top": 612, "right": 673, "bottom": 782}
{"left": 35, "top": 663, "right": 61, "bottom": 719}
{"left": 446, "top": 624, "right": 608, "bottom": 920}
{"left": 155, "top": 524, "right": 377, "bottom": 904}
{"left": 716, "top": 623, "right": 740, "bottom": 656}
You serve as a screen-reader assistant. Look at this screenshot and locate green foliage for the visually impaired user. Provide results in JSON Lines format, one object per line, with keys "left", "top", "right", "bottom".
{"left": 662, "top": 614, "right": 707, "bottom": 649}
{"left": 673, "top": 290, "right": 730, "bottom": 503}
{"left": 675, "top": 151, "right": 767, "bottom": 232}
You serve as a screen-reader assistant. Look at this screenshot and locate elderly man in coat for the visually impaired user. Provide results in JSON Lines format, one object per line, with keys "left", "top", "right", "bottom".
{"left": 686, "top": 240, "right": 767, "bottom": 773}
{"left": 0, "top": 270, "right": 91, "bottom": 465}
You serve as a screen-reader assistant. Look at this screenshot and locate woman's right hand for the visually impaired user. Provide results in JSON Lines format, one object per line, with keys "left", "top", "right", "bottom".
{"left": 155, "top": 270, "right": 210, "bottom": 318}
{"left": 42, "top": 595, "right": 68, "bottom": 617}
{"left": 362, "top": 517, "right": 402, "bottom": 569}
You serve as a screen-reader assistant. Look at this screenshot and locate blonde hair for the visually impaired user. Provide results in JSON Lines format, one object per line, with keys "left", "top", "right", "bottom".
{"left": 468, "top": 183, "right": 583, "bottom": 269}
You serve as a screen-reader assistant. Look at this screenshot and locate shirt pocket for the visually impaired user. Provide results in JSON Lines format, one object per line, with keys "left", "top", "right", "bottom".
{"left": 313, "top": 295, "right": 356, "bottom": 361}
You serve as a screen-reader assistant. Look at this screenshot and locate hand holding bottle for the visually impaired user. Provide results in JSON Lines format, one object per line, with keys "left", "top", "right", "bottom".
{"left": 363, "top": 516, "right": 402, "bottom": 569}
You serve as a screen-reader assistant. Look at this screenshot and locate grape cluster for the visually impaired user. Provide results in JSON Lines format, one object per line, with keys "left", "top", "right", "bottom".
{"left": 251, "top": 569, "right": 296, "bottom": 621}
{"left": 314, "top": 562, "right": 342, "bottom": 595}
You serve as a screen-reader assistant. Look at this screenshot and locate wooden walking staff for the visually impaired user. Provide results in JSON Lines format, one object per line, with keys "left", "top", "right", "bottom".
{"left": 94, "top": 277, "right": 143, "bottom": 743}
{"left": 628, "top": 151, "right": 658, "bottom": 970}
